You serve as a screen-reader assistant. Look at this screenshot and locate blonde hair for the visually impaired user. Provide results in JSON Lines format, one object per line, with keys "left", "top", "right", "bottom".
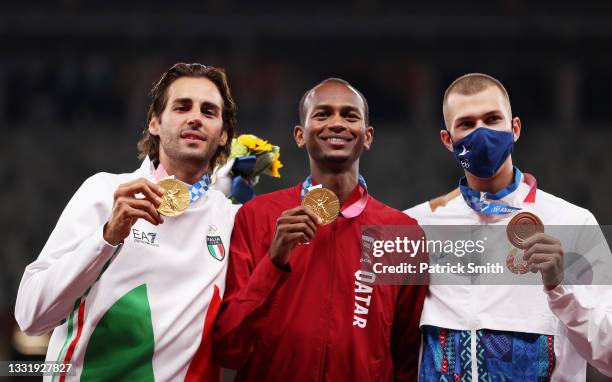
{"left": 442, "top": 73, "right": 511, "bottom": 128}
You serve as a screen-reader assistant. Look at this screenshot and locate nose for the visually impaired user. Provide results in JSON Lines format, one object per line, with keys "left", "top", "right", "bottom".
{"left": 326, "top": 113, "right": 347, "bottom": 131}
{"left": 187, "top": 118, "right": 202, "bottom": 129}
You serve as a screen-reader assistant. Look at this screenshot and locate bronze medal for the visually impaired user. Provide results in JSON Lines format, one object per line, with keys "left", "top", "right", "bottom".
{"left": 301, "top": 187, "right": 340, "bottom": 225}
{"left": 506, "top": 248, "right": 529, "bottom": 274}
{"left": 156, "top": 178, "right": 190, "bottom": 217}
{"left": 506, "top": 211, "right": 544, "bottom": 249}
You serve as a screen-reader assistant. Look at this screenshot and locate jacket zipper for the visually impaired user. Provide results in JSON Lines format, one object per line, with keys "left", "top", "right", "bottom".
{"left": 318, "top": 220, "right": 338, "bottom": 381}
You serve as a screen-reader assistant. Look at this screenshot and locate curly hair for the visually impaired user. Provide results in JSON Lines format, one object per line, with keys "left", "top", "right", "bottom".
{"left": 137, "top": 63, "right": 237, "bottom": 169}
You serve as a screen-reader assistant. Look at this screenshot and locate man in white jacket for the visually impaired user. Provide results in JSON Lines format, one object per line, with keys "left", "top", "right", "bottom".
{"left": 15, "top": 63, "right": 240, "bottom": 381}
{"left": 406, "top": 73, "right": 612, "bottom": 381}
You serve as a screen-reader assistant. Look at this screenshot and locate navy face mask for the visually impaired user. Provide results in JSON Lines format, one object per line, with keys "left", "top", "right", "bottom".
{"left": 451, "top": 127, "right": 514, "bottom": 178}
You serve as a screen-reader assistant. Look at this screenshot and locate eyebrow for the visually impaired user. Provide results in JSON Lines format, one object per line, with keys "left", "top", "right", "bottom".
{"left": 454, "top": 110, "right": 504, "bottom": 124}
{"left": 200, "top": 101, "right": 221, "bottom": 112}
{"left": 311, "top": 104, "right": 362, "bottom": 114}
{"left": 172, "top": 98, "right": 222, "bottom": 111}
{"left": 172, "top": 98, "right": 192, "bottom": 105}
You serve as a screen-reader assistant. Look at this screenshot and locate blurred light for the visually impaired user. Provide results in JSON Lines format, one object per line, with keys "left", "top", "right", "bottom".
{"left": 12, "top": 326, "right": 50, "bottom": 356}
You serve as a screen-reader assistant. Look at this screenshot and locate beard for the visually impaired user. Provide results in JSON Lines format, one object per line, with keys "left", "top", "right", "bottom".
{"left": 159, "top": 131, "right": 222, "bottom": 166}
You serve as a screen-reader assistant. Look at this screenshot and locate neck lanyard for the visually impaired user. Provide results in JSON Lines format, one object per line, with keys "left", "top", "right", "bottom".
{"left": 459, "top": 168, "right": 537, "bottom": 214}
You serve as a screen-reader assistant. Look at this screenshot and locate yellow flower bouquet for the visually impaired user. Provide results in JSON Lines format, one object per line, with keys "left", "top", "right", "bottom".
{"left": 230, "top": 134, "right": 283, "bottom": 179}
{"left": 212, "top": 134, "right": 283, "bottom": 203}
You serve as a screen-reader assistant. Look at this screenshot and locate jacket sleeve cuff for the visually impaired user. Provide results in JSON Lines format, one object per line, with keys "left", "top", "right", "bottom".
{"left": 97, "top": 225, "right": 123, "bottom": 257}
{"left": 244, "top": 254, "right": 289, "bottom": 304}
{"left": 544, "top": 283, "right": 569, "bottom": 301}
{"left": 545, "top": 284, "right": 593, "bottom": 326}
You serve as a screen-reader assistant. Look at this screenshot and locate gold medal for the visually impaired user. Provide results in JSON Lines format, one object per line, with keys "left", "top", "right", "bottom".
{"left": 302, "top": 187, "right": 340, "bottom": 225}
{"left": 156, "top": 179, "right": 190, "bottom": 217}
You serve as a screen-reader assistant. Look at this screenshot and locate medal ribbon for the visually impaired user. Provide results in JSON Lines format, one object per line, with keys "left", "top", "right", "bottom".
{"left": 300, "top": 175, "right": 369, "bottom": 218}
{"left": 189, "top": 175, "right": 211, "bottom": 204}
{"left": 459, "top": 167, "right": 537, "bottom": 215}
{"left": 153, "top": 163, "right": 211, "bottom": 205}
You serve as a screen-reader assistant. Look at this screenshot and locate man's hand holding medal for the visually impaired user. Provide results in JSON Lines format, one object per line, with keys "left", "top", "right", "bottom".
{"left": 507, "top": 212, "right": 564, "bottom": 289}
{"left": 269, "top": 187, "right": 340, "bottom": 268}
{"left": 103, "top": 178, "right": 166, "bottom": 246}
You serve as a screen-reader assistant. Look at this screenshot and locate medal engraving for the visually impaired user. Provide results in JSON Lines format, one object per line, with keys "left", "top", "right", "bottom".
{"left": 157, "top": 179, "right": 190, "bottom": 217}
{"left": 506, "top": 248, "right": 529, "bottom": 274}
{"left": 302, "top": 188, "right": 340, "bottom": 225}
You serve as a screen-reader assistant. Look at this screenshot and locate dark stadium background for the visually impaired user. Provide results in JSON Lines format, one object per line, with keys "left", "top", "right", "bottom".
{"left": 1, "top": 1, "right": 611, "bottom": 380}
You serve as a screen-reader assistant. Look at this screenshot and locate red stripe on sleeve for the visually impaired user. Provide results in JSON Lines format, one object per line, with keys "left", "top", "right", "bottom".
{"left": 60, "top": 299, "right": 86, "bottom": 382}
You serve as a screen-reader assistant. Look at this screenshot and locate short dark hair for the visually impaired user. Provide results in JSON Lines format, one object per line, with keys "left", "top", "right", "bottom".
{"left": 298, "top": 78, "right": 370, "bottom": 126}
{"left": 137, "top": 63, "right": 237, "bottom": 169}
{"left": 443, "top": 73, "right": 511, "bottom": 128}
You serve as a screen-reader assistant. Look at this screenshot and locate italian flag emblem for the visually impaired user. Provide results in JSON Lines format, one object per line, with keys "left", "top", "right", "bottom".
{"left": 207, "top": 235, "right": 225, "bottom": 261}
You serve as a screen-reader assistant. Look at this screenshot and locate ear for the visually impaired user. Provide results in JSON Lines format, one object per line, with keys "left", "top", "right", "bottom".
{"left": 294, "top": 125, "right": 306, "bottom": 148}
{"left": 440, "top": 128, "right": 454, "bottom": 153}
{"left": 363, "top": 126, "right": 374, "bottom": 150}
{"left": 148, "top": 116, "right": 160, "bottom": 136}
{"left": 219, "top": 128, "right": 228, "bottom": 147}
{"left": 511, "top": 116, "right": 521, "bottom": 142}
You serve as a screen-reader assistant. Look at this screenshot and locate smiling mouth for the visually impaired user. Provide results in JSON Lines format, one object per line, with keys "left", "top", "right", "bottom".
{"left": 321, "top": 137, "right": 352, "bottom": 144}
{"left": 181, "top": 131, "right": 207, "bottom": 141}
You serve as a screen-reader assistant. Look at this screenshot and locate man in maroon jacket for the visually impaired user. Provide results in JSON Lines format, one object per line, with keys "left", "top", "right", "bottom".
{"left": 213, "top": 78, "right": 427, "bottom": 381}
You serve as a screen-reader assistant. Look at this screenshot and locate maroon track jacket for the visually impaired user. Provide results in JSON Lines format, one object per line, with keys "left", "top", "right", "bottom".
{"left": 213, "top": 184, "right": 427, "bottom": 381}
